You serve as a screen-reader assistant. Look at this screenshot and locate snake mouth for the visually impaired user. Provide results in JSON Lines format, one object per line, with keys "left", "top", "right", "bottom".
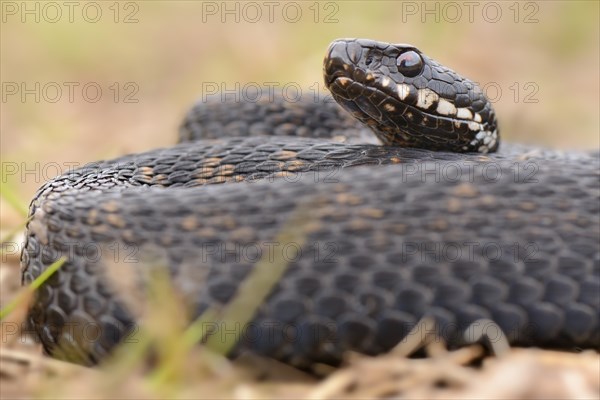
{"left": 325, "top": 71, "right": 349, "bottom": 87}
{"left": 327, "top": 72, "right": 498, "bottom": 152}
{"left": 328, "top": 75, "right": 483, "bottom": 132}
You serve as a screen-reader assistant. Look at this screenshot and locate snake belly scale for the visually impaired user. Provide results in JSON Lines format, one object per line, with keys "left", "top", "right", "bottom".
{"left": 21, "top": 39, "right": 600, "bottom": 368}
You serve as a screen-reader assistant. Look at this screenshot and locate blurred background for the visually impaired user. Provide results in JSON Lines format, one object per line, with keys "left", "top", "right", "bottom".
{"left": 1, "top": 0, "right": 599, "bottom": 230}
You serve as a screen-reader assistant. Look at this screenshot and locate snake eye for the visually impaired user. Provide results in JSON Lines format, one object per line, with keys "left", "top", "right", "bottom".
{"left": 396, "top": 51, "right": 423, "bottom": 77}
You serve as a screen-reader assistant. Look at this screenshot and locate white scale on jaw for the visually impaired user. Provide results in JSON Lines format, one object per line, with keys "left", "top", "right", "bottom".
{"left": 405, "top": 88, "right": 483, "bottom": 123}
{"left": 387, "top": 83, "right": 493, "bottom": 152}
{"left": 436, "top": 98, "right": 456, "bottom": 116}
{"left": 396, "top": 83, "right": 411, "bottom": 100}
{"left": 403, "top": 87, "right": 494, "bottom": 153}
{"left": 467, "top": 129, "right": 498, "bottom": 153}
{"left": 456, "top": 108, "right": 473, "bottom": 120}
{"left": 340, "top": 70, "right": 485, "bottom": 125}
{"left": 416, "top": 88, "right": 438, "bottom": 109}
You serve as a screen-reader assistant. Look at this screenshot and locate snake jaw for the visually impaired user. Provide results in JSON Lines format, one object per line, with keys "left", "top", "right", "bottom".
{"left": 324, "top": 38, "right": 499, "bottom": 153}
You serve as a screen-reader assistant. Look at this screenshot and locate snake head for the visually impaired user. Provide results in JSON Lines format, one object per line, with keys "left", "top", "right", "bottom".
{"left": 324, "top": 38, "right": 499, "bottom": 153}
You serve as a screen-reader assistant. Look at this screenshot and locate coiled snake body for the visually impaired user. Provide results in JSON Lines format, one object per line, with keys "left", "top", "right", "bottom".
{"left": 21, "top": 39, "right": 600, "bottom": 368}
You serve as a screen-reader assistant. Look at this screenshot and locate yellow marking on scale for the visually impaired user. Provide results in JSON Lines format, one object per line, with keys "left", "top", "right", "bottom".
{"left": 337, "top": 77, "right": 351, "bottom": 86}
{"left": 384, "top": 103, "right": 396, "bottom": 112}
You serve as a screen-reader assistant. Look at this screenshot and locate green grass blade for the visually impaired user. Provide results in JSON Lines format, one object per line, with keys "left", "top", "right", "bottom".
{"left": 204, "top": 203, "right": 312, "bottom": 356}
{"left": 0, "top": 217, "right": 32, "bottom": 258}
{"left": 0, "top": 257, "right": 65, "bottom": 320}
{"left": 0, "top": 180, "right": 29, "bottom": 218}
{"left": 30, "top": 257, "right": 66, "bottom": 290}
{"left": 148, "top": 201, "right": 314, "bottom": 388}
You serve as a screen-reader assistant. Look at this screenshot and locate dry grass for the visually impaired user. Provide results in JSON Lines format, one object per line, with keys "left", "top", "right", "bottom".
{"left": 1, "top": 320, "right": 598, "bottom": 399}
{"left": 1, "top": 242, "right": 599, "bottom": 399}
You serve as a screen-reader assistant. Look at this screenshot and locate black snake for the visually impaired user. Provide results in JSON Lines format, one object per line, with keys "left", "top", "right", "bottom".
{"left": 21, "top": 39, "right": 600, "bottom": 368}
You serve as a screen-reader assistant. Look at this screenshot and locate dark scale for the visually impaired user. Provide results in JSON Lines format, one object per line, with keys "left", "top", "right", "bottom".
{"left": 20, "top": 39, "right": 600, "bottom": 368}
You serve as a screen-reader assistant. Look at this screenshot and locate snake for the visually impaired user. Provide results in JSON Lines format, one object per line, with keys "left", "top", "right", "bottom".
{"left": 20, "top": 39, "right": 600, "bottom": 368}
